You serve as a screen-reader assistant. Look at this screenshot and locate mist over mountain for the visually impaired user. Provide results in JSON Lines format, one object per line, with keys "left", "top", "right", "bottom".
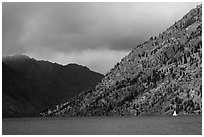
{"left": 2, "top": 55, "right": 104, "bottom": 117}
{"left": 44, "top": 4, "right": 202, "bottom": 117}
{"left": 3, "top": 3, "right": 200, "bottom": 74}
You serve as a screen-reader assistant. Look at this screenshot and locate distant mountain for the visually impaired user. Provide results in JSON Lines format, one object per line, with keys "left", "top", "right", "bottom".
{"left": 2, "top": 62, "right": 38, "bottom": 117}
{"left": 45, "top": 4, "right": 202, "bottom": 117}
{"left": 2, "top": 55, "right": 104, "bottom": 117}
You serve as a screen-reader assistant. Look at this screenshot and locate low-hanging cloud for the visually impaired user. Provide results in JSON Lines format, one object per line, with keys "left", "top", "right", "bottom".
{"left": 2, "top": 2, "right": 200, "bottom": 73}
{"left": 27, "top": 49, "right": 130, "bottom": 74}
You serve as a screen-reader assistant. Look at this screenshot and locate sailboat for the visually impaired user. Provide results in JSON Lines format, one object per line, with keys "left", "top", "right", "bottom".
{"left": 173, "top": 110, "right": 178, "bottom": 116}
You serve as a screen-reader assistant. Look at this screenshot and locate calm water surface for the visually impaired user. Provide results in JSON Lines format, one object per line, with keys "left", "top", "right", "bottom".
{"left": 2, "top": 115, "right": 202, "bottom": 135}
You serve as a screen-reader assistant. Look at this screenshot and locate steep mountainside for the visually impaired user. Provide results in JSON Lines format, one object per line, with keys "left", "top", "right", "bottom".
{"left": 2, "top": 55, "right": 104, "bottom": 117}
{"left": 43, "top": 5, "right": 202, "bottom": 117}
{"left": 2, "top": 62, "right": 40, "bottom": 117}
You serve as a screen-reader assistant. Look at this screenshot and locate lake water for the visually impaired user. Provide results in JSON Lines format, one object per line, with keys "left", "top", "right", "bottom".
{"left": 2, "top": 115, "right": 202, "bottom": 135}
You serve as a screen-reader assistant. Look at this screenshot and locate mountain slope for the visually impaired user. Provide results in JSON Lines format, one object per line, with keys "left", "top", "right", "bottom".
{"left": 45, "top": 4, "right": 202, "bottom": 117}
{"left": 2, "top": 62, "right": 40, "bottom": 117}
{"left": 2, "top": 55, "right": 104, "bottom": 117}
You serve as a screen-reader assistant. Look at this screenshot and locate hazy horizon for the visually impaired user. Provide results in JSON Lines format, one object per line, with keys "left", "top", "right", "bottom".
{"left": 2, "top": 2, "right": 200, "bottom": 74}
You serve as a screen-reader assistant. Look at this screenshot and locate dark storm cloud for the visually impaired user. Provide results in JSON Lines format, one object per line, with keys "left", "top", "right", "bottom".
{"left": 2, "top": 2, "right": 200, "bottom": 73}
{"left": 3, "top": 2, "right": 200, "bottom": 54}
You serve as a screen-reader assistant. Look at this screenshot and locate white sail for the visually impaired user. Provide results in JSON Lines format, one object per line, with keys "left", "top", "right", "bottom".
{"left": 173, "top": 111, "right": 177, "bottom": 116}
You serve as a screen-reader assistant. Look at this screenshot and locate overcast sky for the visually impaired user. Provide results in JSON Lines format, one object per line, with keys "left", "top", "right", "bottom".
{"left": 2, "top": 2, "right": 200, "bottom": 74}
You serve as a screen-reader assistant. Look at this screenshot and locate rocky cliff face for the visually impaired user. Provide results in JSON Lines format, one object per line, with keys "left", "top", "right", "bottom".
{"left": 44, "top": 5, "right": 202, "bottom": 117}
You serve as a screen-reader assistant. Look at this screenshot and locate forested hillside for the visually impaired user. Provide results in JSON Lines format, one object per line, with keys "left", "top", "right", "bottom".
{"left": 43, "top": 4, "right": 202, "bottom": 117}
